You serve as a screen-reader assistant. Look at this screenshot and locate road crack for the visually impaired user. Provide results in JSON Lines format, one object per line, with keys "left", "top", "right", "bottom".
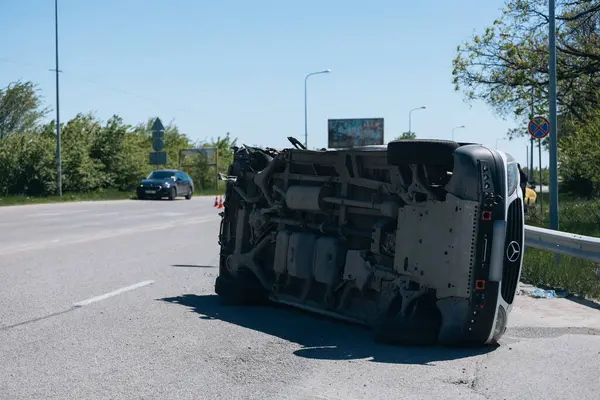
{"left": 466, "top": 351, "right": 493, "bottom": 400}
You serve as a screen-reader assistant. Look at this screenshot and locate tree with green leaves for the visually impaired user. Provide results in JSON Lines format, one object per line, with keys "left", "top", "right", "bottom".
{"left": 558, "top": 109, "right": 600, "bottom": 196}
{"left": 452, "top": 0, "right": 600, "bottom": 141}
{"left": 451, "top": 0, "right": 600, "bottom": 196}
{"left": 395, "top": 131, "right": 416, "bottom": 140}
{"left": 0, "top": 130, "right": 56, "bottom": 195}
{"left": 0, "top": 80, "right": 238, "bottom": 197}
{"left": 60, "top": 113, "right": 105, "bottom": 192}
{"left": 0, "top": 81, "right": 48, "bottom": 139}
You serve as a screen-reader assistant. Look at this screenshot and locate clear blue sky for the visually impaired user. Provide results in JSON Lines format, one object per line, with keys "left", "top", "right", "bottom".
{"left": 1, "top": 0, "right": 547, "bottom": 168}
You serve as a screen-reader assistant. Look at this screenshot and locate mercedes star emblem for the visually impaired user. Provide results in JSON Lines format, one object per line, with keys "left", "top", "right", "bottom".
{"left": 506, "top": 241, "right": 521, "bottom": 262}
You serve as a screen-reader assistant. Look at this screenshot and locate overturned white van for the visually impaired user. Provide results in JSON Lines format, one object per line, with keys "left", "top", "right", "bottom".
{"left": 215, "top": 138, "right": 524, "bottom": 346}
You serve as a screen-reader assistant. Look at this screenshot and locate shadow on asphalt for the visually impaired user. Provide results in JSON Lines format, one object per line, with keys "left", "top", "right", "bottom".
{"left": 566, "top": 296, "right": 600, "bottom": 311}
{"left": 159, "top": 294, "right": 497, "bottom": 365}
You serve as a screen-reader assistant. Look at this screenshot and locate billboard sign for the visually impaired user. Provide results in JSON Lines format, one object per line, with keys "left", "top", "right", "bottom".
{"left": 327, "top": 118, "right": 384, "bottom": 148}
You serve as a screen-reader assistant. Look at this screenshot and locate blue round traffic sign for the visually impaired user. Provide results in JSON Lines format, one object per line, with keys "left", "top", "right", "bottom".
{"left": 528, "top": 116, "right": 550, "bottom": 139}
{"left": 152, "top": 138, "right": 165, "bottom": 152}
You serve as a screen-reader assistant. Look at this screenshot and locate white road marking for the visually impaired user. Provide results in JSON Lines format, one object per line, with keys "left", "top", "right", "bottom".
{"left": 73, "top": 280, "right": 155, "bottom": 307}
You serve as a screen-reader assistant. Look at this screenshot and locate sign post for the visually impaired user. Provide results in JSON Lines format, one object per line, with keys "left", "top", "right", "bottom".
{"left": 150, "top": 117, "right": 167, "bottom": 166}
{"left": 528, "top": 116, "right": 550, "bottom": 218}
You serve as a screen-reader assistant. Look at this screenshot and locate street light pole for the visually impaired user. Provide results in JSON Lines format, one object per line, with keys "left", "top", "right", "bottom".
{"left": 54, "top": 0, "right": 62, "bottom": 197}
{"left": 548, "top": 0, "right": 559, "bottom": 230}
{"left": 452, "top": 125, "right": 466, "bottom": 141}
{"left": 408, "top": 106, "right": 426, "bottom": 134}
{"left": 304, "top": 69, "right": 331, "bottom": 148}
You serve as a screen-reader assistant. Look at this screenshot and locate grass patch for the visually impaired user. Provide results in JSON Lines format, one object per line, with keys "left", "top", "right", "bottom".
{"left": 0, "top": 185, "right": 226, "bottom": 207}
{"left": 524, "top": 192, "right": 600, "bottom": 298}
{"left": 0, "top": 189, "right": 135, "bottom": 207}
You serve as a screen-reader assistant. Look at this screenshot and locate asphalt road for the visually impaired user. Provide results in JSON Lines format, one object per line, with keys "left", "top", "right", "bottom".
{"left": 1, "top": 198, "right": 599, "bottom": 400}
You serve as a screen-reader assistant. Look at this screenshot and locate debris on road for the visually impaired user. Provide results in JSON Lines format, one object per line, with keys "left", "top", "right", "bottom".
{"left": 517, "top": 283, "right": 569, "bottom": 299}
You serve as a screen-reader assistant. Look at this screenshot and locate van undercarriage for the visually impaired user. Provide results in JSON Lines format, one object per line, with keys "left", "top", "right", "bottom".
{"left": 215, "top": 139, "right": 523, "bottom": 346}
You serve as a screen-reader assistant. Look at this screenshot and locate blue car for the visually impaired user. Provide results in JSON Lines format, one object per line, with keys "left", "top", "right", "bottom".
{"left": 137, "top": 169, "right": 194, "bottom": 200}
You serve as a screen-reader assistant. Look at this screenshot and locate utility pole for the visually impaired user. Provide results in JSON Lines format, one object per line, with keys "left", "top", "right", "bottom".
{"left": 530, "top": 85, "right": 534, "bottom": 188}
{"left": 54, "top": 0, "right": 62, "bottom": 197}
{"left": 548, "top": 0, "right": 559, "bottom": 230}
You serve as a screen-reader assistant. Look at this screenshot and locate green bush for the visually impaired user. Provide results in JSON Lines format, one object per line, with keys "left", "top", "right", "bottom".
{"left": 0, "top": 132, "right": 57, "bottom": 196}
{"left": 558, "top": 110, "right": 600, "bottom": 198}
{"left": 0, "top": 80, "right": 238, "bottom": 200}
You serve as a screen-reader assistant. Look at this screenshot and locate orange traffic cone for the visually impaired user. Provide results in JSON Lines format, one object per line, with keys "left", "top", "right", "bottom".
{"left": 217, "top": 195, "right": 224, "bottom": 209}
{"left": 214, "top": 196, "right": 219, "bottom": 207}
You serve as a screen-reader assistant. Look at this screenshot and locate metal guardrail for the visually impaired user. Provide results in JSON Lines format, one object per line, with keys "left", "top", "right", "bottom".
{"left": 525, "top": 225, "right": 600, "bottom": 264}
